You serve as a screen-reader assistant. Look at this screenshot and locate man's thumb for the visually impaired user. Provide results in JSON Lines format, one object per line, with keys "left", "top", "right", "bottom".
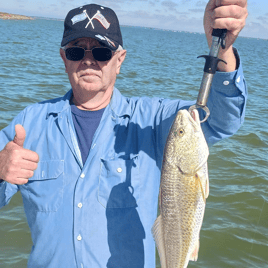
{"left": 13, "top": 124, "right": 26, "bottom": 147}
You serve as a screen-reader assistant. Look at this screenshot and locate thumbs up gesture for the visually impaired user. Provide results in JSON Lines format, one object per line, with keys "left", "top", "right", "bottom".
{"left": 0, "top": 125, "right": 39, "bottom": 185}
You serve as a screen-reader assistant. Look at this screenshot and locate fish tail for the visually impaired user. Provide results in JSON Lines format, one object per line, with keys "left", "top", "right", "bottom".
{"left": 151, "top": 215, "right": 167, "bottom": 268}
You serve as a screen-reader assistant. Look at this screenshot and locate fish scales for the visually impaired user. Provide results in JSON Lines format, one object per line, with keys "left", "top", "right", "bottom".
{"left": 152, "top": 109, "right": 209, "bottom": 268}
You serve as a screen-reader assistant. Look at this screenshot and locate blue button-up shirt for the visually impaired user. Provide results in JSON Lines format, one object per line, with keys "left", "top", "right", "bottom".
{"left": 0, "top": 63, "right": 247, "bottom": 267}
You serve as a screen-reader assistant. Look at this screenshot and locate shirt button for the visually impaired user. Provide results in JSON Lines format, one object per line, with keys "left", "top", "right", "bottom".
{"left": 117, "top": 168, "right": 122, "bottom": 173}
{"left": 236, "top": 76, "right": 241, "bottom": 83}
{"left": 78, "top": 203, "right": 83, "bottom": 208}
{"left": 223, "top": 80, "right": 229, "bottom": 86}
{"left": 80, "top": 173, "right": 85, "bottom": 179}
{"left": 77, "top": 235, "right": 82, "bottom": 241}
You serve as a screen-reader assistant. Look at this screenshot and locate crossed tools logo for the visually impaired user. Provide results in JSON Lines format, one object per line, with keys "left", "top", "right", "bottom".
{"left": 71, "top": 10, "right": 110, "bottom": 30}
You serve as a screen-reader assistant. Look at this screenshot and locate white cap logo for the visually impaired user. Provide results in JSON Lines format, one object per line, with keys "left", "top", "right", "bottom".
{"left": 71, "top": 10, "right": 110, "bottom": 30}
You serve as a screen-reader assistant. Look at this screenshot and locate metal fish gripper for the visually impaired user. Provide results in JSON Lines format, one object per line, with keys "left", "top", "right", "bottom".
{"left": 189, "top": 29, "right": 227, "bottom": 123}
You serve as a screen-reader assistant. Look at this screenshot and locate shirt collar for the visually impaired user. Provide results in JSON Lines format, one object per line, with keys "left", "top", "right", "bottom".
{"left": 45, "top": 87, "right": 132, "bottom": 118}
{"left": 44, "top": 90, "right": 72, "bottom": 118}
{"left": 109, "top": 87, "right": 132, "bottom": 118}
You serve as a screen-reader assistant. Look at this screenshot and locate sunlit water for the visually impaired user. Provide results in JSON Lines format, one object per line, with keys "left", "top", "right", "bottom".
{"left": 0, "top": 19, "right": 267, "bottom": 268}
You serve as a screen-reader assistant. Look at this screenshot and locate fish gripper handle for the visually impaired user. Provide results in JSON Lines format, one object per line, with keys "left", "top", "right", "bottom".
{"left": 197, "top": 55, "right": 227, "bottom": 74}
{"left": 212, "top": 28, "right": 228, "bottom": 49}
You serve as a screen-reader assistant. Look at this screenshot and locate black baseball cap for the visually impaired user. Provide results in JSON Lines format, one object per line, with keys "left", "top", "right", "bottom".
{"left": 61, "top": 4, "right": 123, "bottom": 51}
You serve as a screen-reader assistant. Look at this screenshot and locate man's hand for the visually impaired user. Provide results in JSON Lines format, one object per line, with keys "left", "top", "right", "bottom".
{"left": 204, "top": 0, "right": 248, "bottom": 72}
{"left": 0, "top": 124, "right": 39, "bottom": 185}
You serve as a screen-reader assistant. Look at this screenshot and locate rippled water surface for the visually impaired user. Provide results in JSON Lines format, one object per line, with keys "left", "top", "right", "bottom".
{"left": 0, "top": 19, "right": 267, "bottom": 268}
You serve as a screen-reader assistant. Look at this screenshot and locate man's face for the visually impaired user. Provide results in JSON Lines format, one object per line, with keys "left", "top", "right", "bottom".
{"left": 60, "top": 37, "right": 126, "bottom": 110}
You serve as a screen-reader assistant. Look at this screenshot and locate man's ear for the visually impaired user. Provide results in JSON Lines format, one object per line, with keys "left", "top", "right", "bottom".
{"left": 60, "top": 48, "right": 68, "bottom": 73}
{"left": 116, "top": 50, "right": 127, "bottom": 75}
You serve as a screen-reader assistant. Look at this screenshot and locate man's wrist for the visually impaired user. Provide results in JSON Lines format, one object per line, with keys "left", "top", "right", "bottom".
{"left": 217, "top": 46, "right": 237, "bottom": 72}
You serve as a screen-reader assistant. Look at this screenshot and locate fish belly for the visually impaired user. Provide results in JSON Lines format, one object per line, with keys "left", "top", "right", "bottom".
{"left": 152, "top": 161, "right": 207, "bottom": 268}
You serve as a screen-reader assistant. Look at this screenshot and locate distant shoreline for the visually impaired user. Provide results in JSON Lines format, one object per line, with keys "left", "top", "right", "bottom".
{"left": 0, "top": 12, "right": 34, "bottom": 20}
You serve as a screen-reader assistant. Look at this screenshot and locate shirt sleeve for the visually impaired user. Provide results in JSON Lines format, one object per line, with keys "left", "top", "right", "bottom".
{"left": 0, "top": 181, "right": 19, "bottom": 209}
{"left": 155, "top": 48, "right": 247, "bottom": 157}
{"left": 202, "top": 48, "right": 247, "bottom": 146}
{"left": 0, "top": 109, "right": 26, "bottom": 209}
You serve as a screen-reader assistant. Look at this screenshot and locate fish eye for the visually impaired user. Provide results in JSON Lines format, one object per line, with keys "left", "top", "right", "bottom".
{"left": 174, "top": 128, "right": 185, "bottom": 137}
{"left": 178, "top": 128, "right": 184, "bottom": 136}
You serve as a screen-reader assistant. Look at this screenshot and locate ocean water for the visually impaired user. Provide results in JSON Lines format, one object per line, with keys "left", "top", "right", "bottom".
{"left": 0, "top": 18, "right": 267, "bottom": 268}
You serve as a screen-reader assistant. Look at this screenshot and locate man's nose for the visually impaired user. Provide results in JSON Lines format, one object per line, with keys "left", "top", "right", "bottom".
{"left": 82, "top": 50, "right": 97, "bottom": 65}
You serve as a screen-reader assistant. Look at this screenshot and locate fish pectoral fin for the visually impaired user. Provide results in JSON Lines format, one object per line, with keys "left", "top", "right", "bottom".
{"left": 189, "top": 239, "right": 200, "bottom": 262}
{"left": 196, "top": 172, "right": 206, "bottom": 204}
{"left": 196, "top": 169, "right": 209, "bottom": 202}
{"left": 151, "top": 215, "right": 167, "bottom": 268}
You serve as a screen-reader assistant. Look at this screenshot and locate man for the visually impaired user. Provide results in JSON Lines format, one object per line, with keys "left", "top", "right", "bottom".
{"left": 0, "top": 1, "right": 248, "bottom": 268}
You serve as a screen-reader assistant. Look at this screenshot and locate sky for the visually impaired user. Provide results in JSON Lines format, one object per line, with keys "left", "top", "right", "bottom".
{"left": 1, "top": 0, "right": 268, "bottom": 39}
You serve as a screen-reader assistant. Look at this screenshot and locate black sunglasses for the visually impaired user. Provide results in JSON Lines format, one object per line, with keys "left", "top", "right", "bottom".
{"left": 64, "top": 46, "right": 114, "bottom": 62}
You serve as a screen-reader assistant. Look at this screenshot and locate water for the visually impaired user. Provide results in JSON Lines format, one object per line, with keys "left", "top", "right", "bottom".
{"left": 0, "top": 19, "right": 267, "bottom": 268}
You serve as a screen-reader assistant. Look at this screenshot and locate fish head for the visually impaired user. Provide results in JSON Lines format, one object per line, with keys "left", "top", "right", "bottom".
{"left": 164, "top": 109, "right": 209, "bottom": 175}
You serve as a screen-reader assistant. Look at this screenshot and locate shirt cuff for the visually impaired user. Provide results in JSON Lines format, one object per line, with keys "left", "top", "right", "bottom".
{"left": 212, "top": 47, "right": 246, "bottom": 97}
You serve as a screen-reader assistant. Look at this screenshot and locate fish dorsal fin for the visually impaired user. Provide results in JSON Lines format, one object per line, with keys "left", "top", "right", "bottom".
{"left": 151, "top": 215, "right": 167, "bottom": 268}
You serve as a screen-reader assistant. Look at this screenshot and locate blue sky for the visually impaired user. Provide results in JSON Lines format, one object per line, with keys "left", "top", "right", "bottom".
{"left": 1, "top": 0, "right": 268, "bottom": 39}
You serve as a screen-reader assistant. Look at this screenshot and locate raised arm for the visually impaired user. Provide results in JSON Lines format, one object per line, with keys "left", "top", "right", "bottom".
{"left": 204, "top": 0, "right": 248, "bottom": 72}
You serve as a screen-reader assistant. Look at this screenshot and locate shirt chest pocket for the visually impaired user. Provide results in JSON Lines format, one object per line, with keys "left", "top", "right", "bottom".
{"left": 98, "top": 155, "right": 140, "bottom": 209}
{"left": 25, "top": 160, "right": 64, "bottom": 212}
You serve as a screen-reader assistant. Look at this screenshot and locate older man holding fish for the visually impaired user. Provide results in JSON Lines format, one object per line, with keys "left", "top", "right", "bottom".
{"left": 0, "top": 1, "right": 248, "bottom": 268}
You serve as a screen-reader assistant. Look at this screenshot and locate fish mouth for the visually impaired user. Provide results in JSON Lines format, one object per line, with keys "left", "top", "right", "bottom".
{"left": 186, "top": 109, "right": 201, "bottom": 128}
{"left": 175, "top": 110, "right": 201, "bottom": 131}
